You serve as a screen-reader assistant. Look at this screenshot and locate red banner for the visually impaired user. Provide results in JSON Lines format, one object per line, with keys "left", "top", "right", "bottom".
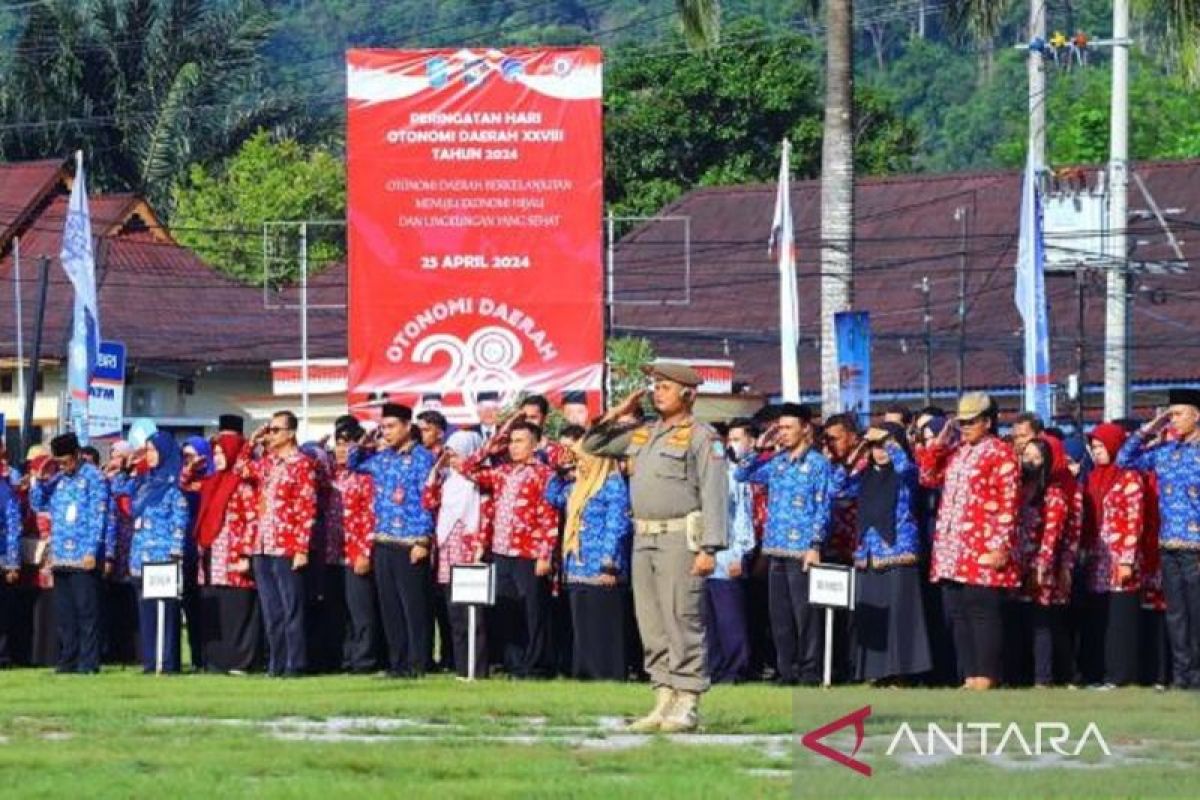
{"left": 346, "top": 48, "right": 604, "bottom": 422}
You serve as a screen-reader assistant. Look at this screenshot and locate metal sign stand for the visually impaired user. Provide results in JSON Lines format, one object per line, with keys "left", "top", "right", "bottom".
{"left": 808, "top": 564, "right": 856, "bottom": 688}
{"left": 451, "top": 563, "right": 496, "bottom": 682}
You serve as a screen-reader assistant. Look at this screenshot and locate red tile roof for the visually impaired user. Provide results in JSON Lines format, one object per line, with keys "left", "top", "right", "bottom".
{"left": 612, "top": 160, "right": 1200, "bottom": 399}
{"left": 0, "top": 158, "right": 67, "bottom": 250}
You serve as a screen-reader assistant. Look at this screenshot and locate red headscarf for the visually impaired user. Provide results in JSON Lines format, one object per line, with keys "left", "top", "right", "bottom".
{"left": 1083, "top": 423, "right": 1128, "bottom": 548}
{"left": 1043, "top": 434, "right": 1078, "bottom": 498}
{"left": 194, "top": 432, "right": 245, "bottom": 549}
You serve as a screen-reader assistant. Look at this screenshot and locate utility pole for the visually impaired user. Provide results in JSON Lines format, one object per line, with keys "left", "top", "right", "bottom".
{"left": 919, "top": 276, "right": 932, "bottom": 406}
{"left": 954, "top": 206, "right": 969, "bottom": 394}
{"left": 21, "top": 257, "right": 50, "bottom": 450}
{"left": 1104, "top": 0, "right": 1130, "bottom": 419}
{"left": 1028, "top": 0, "right": 1046, "bottom": 170}
{"left": 1075, "top": 267, "right": 1088, "bottom": 429}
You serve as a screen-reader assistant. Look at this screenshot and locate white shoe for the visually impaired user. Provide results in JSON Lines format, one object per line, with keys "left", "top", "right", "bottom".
{"left": 626, "top": 687, "right": 675, "bottom": 733}
{"left": 658, "top": 690, "right": 700, "bottom": 733}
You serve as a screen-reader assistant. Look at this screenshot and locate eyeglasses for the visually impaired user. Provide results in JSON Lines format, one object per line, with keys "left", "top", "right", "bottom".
{"left": 265, "top": 426, "right": 290, "bottom": 434}
{"left": 960, "top": 416, "right": 986, "bottom": 427}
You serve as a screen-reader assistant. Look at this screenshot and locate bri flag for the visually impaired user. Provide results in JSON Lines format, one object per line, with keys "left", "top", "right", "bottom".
{"left": 60, "top": 150, "right": 101, "bottom": 444}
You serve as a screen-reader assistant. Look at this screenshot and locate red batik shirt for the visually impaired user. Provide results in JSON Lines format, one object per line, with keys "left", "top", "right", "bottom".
{"left": 330, "top": 467, "right": 375, "bottom": 566}
{"left": 927, "top": 435, "right": 1021, "bottom": 588}
{"left": 1084, "top": 470, "right": 1144, "bottom": 594}
{"left": 243, "top": 449, "right": 317, "bottom": 558}
{"left": 915, "top": 442, "right": 948, "bottom": 490}
{"left": 1018, "top": 484, "right": 1081, "bottom": 605}
{"left": 204, "top": 481, "right": 256, "bottom": 589}
{"left": 462, "top": 454, "right": 557, "bottom": 562}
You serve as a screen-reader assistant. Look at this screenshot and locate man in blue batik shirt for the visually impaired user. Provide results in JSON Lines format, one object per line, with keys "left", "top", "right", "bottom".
{"left": 31, "top": 433, "right": 109, "bottom": 673}
{"left": 735, "top": 403, "right": 833, "bottom": 685}
{"left": 702, "top": 418, "right": 757, "bottom": 684}
{"left": 1118, "top": 388, "right": 1200, "bottom": 690}
{"left": 348, "top": 403, "right": 436, "bottom": 677}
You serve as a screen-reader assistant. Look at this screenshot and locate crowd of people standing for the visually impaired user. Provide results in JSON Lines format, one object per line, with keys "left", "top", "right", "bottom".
{"left": 1, "top": 369, "right": 1198, "bottom": 730}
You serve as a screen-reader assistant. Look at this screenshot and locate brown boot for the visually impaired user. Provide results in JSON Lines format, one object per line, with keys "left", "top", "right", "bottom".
{"left": 626, "top": 687, "right": 675, "bottom": 733}
{"left": 658, "top": 690, "right": 700, "bottom": 733}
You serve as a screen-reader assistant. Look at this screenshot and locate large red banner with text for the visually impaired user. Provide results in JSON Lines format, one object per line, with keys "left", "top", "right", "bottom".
{"left": 346, "top": 48, "right": 604, "bottom": 422}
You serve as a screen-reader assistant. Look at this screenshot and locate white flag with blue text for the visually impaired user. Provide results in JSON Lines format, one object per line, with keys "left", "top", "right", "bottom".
{"left": 1013, "top": 155, "right": 1051, "bottom": 420}
{"left": 60, "top": 150, "right": 101, "bottom": 443}
{"left": 769, "top": 139, "right": 801, "bottom": 402}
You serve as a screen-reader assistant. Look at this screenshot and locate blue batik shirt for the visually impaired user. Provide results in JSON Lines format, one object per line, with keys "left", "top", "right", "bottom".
{"left": 0, "top": 480, "right": 23, "bottom": 571}
{"left": 545, "top": 473, "right": 632, "bottom": 584}
{"left": 113, "top": 480, "right": 190, "bottom": 577}
{"left": 712, "top": 462, "right": 755, "bottom": 580}
{"left": 836, "top": 443, "right": 922, "bottom": 568}
{"left": 348, "top": 443, "right": 435, "bottom": 544}
{"left": 1118, "top": 432, "right": 1200, "bottom": 549}
{"left": 735, "top": 447, "right": 832, "bottom": 558}
{"left": 31, "top": 462, "right": 109, "bottom": 568}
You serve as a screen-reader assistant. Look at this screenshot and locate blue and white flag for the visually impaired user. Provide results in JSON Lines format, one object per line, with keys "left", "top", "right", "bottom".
{"left": 769, "top": 138, "right": 801, "bottom": 402}
{"left": 60, "top": 150, "right": 101, "bottom": 444}
{"left": 1013, "top": 155, "right": 1051, "bottom": 420}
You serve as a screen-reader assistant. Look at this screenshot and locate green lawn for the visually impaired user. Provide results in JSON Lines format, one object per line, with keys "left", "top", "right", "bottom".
{"left": 0, "top": 669, "right": 1195, "bottom": 798}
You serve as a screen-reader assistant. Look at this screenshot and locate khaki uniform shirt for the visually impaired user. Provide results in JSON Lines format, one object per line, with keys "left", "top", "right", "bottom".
{"left": 582, "top": 417, "right": 728, "bottom": 550}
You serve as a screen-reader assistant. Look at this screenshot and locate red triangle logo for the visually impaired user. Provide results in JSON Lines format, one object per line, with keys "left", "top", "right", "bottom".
{"left": 800, "top": 705, "right": 872, "bottom": 777}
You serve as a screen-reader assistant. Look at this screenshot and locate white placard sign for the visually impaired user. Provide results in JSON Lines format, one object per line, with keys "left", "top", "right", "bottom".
{"left": 142, "top": 561, "right": 182, "bottom": 600}
{"left": 808, "top": 564, "right": 855, "bottom": 610}
{"left": 451, "top": 563, "right": 496, "bottom": 606}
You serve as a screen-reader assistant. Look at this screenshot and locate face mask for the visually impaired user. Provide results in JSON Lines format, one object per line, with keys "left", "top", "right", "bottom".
{"left": 1021, "top": 463, "right": 1042, "bottom": 482}
{"left": 728, "top": 442, "right": 750, "bottom": 460}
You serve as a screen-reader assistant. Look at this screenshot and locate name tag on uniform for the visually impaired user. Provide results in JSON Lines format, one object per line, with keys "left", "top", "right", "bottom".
{"left": 66, "top": 504, "right": 78, "bottom": 524}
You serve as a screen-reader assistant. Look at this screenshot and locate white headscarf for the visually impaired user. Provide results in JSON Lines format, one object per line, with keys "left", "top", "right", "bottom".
{"left": 436, "top": 430, "right": 484, "bottom": 547}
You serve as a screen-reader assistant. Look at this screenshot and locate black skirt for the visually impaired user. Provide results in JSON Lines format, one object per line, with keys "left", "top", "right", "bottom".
{"left": 854, "top": 564, "right": 933, "bottom": 682}
{"left": 198, "top": 586, "right": 262, "bottom": 672}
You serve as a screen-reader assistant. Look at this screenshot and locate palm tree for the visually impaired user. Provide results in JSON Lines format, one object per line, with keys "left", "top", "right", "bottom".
{"left": 0, "top": 0, "right": 301, "bottom": 213}
{"left": 818, "top": 0, "right": 854, "bottom": 415}
{"left": 674, "top": 0, "right": 720, "bottom": 49}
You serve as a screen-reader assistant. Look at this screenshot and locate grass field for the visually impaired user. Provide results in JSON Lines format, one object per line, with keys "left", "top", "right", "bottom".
{"left": 0, "top": 669, "right": 1195, "bottom": 799}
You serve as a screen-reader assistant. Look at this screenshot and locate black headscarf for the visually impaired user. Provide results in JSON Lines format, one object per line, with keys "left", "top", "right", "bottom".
{"left": 856, "top": 423, "right": 908, "bottom": 545}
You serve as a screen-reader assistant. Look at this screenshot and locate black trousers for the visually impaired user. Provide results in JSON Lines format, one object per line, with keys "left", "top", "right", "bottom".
{"left": 52, "top": 569, "right": 102, "bottom": 673}
{"left": 344, "top": 567, "right": 381, "bottom": 672}
{"left": 767, "top": 556, "right": 823, "bottom": 684}
{"left": 373, "top": 543, "right": 431, "bottom": 676}
{"left": 1161, "top": 549, "right": 1200, "bottom": 689}
{"left": 1031, "top": 604, "right": 1070, "bottom": 686}
{"left": 102, "top": 581, "right": 139, "bottom": 665}
{"left": 568, "top": 583, "right": 628, "bottom": 681}
{"left": 942, "top": 581, "right": 1005, "bottom": 682}
{"left": 252, "top": 555, "right": 307, "bottom": 676}
{"left": 431, "top": 582, "right": 453, "bottom": 671}
{"left": 492, "top": 554, "right": 550, "bottom": 678}
{"left": 308, "top": 565, "right": 347, "bottom": 673}
{"left": 746, "top": 560, "right": 775, "bottom": 678}
{"left": 182, "top": 550, "right": 203, "bottom": 670}
{"left": 0, "top": 581, "right": 15, "bottom": 667}
{"left": 448, "top": 602, "right": 488, "bottom": 678}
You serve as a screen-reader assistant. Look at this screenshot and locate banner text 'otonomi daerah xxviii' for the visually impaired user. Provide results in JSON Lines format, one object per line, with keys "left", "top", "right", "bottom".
{"left": 346, "top": 48, "right": 604, "bottom": 422}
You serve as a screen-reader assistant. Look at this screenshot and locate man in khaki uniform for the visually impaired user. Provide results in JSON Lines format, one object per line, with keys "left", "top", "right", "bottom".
{"left": 583, "top": 362, "right": 728, "bottom": 732}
